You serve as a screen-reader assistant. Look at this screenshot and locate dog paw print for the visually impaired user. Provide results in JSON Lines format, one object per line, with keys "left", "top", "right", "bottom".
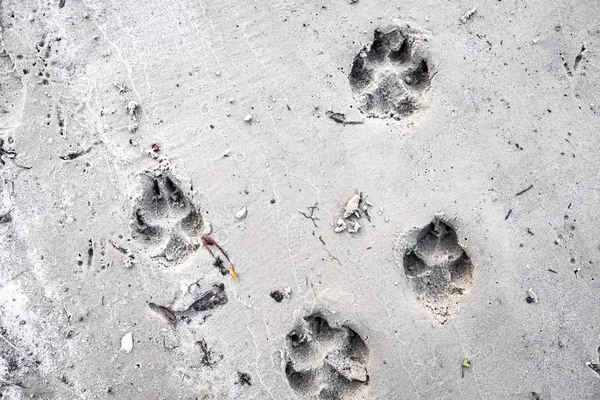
{"left": 284, "top": 314, "right": 369, "bottom": 399}
{"left": 132, "top": 170, "right": 202, "bottom": 263}
{"left": 400, "top": 216, "right": 473, "bottom": 322}
{"left": 349, "top": 24, "right": 432, "bottom": 120}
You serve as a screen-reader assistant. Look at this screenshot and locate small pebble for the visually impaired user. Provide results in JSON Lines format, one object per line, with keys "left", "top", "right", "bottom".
{"left": 235, "top": 207, "right": 248, "bottom": 219}
{"left": 270, "top": 290, "right": 284, "bottom": 302}
{"left": 121, "top": 332, "right": 133, "bottom": 353}
{"left": 244, "top": 114, "right": 253, "bottom": 123}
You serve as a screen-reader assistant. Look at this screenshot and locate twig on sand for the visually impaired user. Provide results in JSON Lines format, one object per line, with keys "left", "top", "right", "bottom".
{"left": 326, "top": 111, "right": 364, "bottom": 125}
{"left": 516, "top": 184, "right": 534, "bottom": 196}
{"left": 299, "top": 203, "right": 320, "bottom": 227}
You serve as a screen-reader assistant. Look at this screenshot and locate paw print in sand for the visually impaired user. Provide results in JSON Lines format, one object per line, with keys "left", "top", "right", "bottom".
{"left": 132, "top": 170, "right": 202, "bottom": 263}
{"left": 399, "top": 215, "right": 473, "bottom": 322}
{"left": 349, "top": 23, "right": 432, "bottom": 120}
{"left": 285, "top": 314, "right": 369, "bottom": 399}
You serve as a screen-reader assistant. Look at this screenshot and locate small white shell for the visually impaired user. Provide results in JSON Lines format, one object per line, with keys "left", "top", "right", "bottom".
{"left": 348, "top": 220, "right": 361, "bottom": 234}
{"left": 527, "top": 288, "right": 538, "bottom": 303}
{"left": 121, "top": 332, "right": 133, "bottom": 354}
{"left": 126, "top": 101, "right": 139, "bottom": 120}
{"left": 334, "top": 218, "right": 347, "bottom": 233}
{"left": 235, "top": 207, "right": 248, "bottom": 219}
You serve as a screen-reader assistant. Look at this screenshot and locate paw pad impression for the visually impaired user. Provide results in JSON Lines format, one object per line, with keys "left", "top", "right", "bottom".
{"left": 131, "top": 170, "right": 202, "bottom": 263}
{"left": 399, "top": 216, "right": 473, "bottom": 322}
{"left": 349, "top": 24, "right": 432, "bottom": 120}
{"left": 284, "top": 314, "right": 369, "bottom": 399}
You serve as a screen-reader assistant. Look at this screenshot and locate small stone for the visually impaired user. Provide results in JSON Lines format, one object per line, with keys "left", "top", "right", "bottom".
{"left": 270, "top": 290, "right": 284, "bottom": 302}
{"left": 235, "top": 207, "right": 248, "bottom": 219}
{"left": 244, "top": 114, "right": 253, "bottom": 123}
{"left": 121, "top": 332, "right": 133, "bottom": 353}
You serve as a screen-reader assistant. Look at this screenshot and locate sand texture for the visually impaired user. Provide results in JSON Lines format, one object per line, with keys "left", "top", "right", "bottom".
{"left": 1, "top": 0, "right": 600, "bottom": 399}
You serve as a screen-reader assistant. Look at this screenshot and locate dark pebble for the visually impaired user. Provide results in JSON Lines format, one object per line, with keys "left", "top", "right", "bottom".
{"left": 270, "top": 290, "right": 284, "bottom": 302}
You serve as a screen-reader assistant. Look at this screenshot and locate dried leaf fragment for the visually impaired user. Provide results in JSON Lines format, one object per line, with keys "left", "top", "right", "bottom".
{"left": 148, "top": 302, "right": 177, "bottom": 323}
{"left": 188, "top": 284, "right": 228, "bottom": 312}
{"left": 229, "top": 265, "right": 239, "bottom": 280}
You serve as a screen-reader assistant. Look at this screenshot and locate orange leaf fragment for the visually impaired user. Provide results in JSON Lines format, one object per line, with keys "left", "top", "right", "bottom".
{"left": 229, "top": 265, "right": 239, "bottom": 281}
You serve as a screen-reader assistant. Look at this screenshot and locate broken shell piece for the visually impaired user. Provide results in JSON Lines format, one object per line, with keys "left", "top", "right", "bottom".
{"left": 126, "top": 101, "right": 139, "bottom": 120}
{"left": 460, "top": 7, "right": 476, "bottom": 23}
{"left": 348, "top": 220, "right": 361, "bottom": 234}
{"left": 203, "top": 223, "right": 212, "bottom": 235}
{"left": 235, "top": 207, "right": 248, "bottom": 219}
{"left": 343, "top": 193, "right": 362, "bottom": 218}
{"left": 283, "top": 287, "right": 292, "bottom": 298}
{"left": 526, "top": 288, "right": 538, "bottom": 303}
{"left": 334, "top": 218, "right": 347, "bottom": 233}
{"left": 244, "top": 114, "right": 253, "bottom": 123}
{"left": 124, "top": 255, "right": 136, "bottom": 269}
{"left": 121, "top": 332, "right": 133, "bottom": 353}
{"left": 127, "top": 122, "right": 139, "bottom": 133}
